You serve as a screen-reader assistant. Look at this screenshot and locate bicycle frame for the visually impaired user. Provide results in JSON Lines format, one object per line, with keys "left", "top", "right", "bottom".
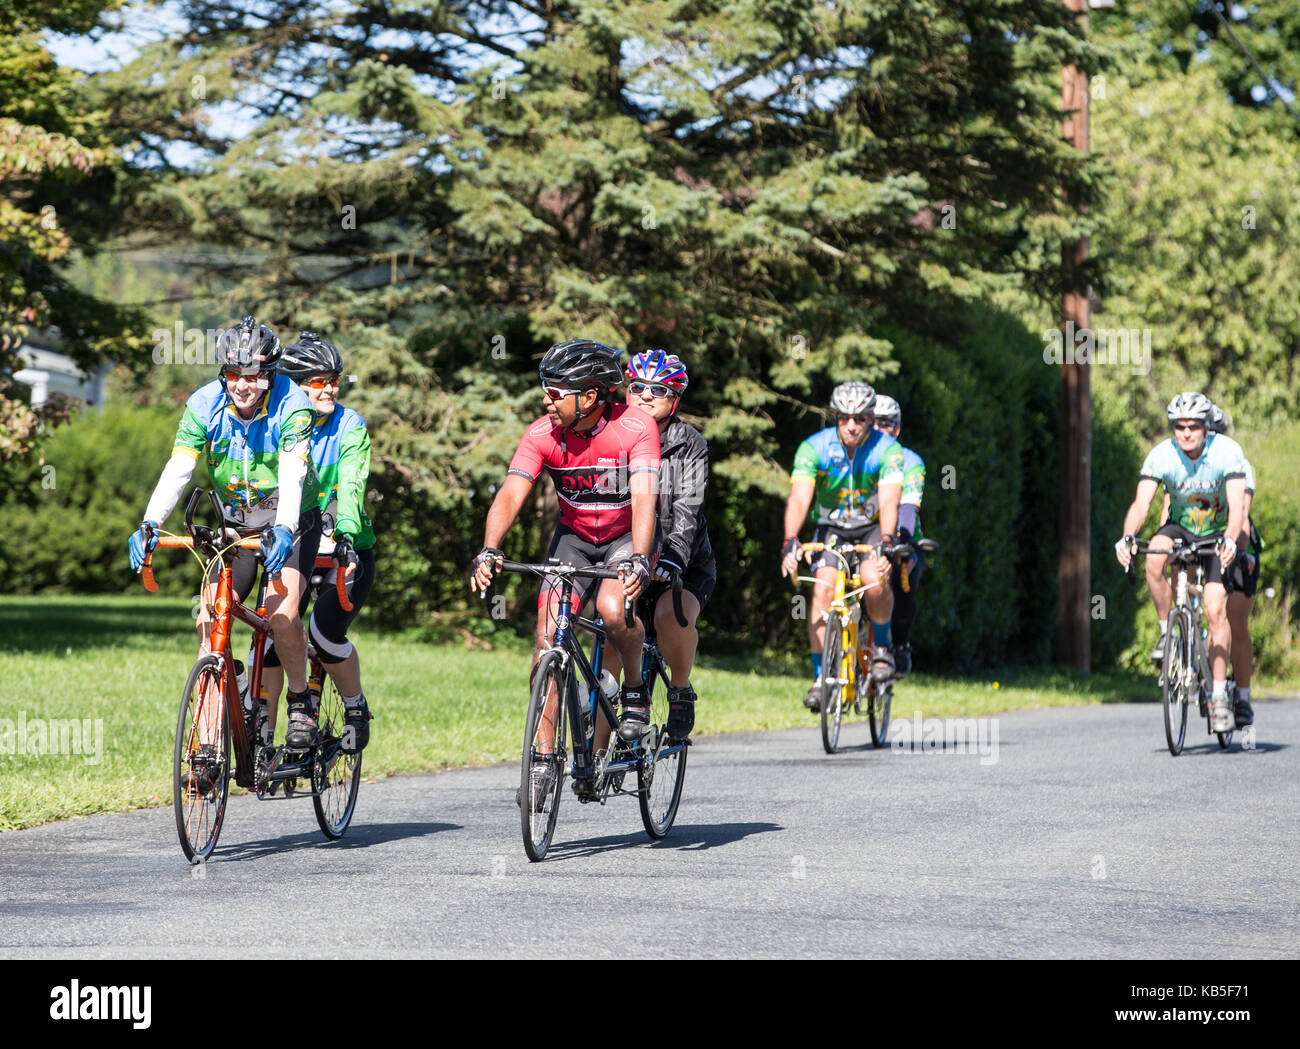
{"left": 796, "top": 541, "right": 881, "bottom": 707}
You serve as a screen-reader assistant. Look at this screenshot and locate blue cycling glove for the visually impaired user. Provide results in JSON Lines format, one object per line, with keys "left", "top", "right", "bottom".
{"left": 128, "top": 520, "right": 161, "bottom": 572}
{"left": 261, "top": 526, "right": 295, "bottom": 576}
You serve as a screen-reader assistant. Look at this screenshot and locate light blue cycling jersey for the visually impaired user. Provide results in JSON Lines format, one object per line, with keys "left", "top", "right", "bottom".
{"left": 1140, "top": 433, "right": 1246, "bottom": 537}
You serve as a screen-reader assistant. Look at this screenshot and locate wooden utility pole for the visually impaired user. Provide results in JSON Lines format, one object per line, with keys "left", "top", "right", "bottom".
{"left": 1057, "top": 0, "right": 1091, "bottom": 671}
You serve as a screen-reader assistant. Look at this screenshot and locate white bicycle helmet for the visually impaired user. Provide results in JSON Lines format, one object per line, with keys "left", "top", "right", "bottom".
{"left": 872, "top": 394, "right": 901, "bottom": 426}
{"left": 1165, "top": 391, "right": 1213, "bottom": 425}
{"left": 1208, "top": 403, "right": 1231, "bottom": 434}
{"left": 830, "top": 381, "right": 875, "bottom": 416}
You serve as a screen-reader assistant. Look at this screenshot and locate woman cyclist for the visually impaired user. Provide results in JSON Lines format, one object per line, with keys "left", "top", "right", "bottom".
{"left": 261, "top": 332, "right": 377, "bottom": 753}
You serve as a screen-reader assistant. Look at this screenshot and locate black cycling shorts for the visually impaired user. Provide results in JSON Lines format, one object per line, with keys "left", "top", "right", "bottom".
{"left": 644, "top": 557, "right": 717, "bottom": 617}
{"left": 538, "top": 525, "right": 636, "bottom": 613}
{"left": 264, "top": 545, "right": 376, "bottom": 668}
{"left": 809, "top": 522, "right": 883, "bottom": 575}
{"left": 1225, "top": 548, "right": 1260, "bottom": 598}
{"left": 1151, "top": 522, "right": 1227, "bottom": 588}
{"left": 206, "top": 508, "right": 323, "bottom": 601}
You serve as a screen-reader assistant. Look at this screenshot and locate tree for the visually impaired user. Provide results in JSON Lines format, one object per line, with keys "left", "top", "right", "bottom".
{"left": 0, "top": 0, "right": 148, "bottom": 481}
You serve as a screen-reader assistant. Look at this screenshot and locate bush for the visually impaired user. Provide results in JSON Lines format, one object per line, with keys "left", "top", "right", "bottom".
{"left": 1, "top": 403, "right": 208, "bottom": 595}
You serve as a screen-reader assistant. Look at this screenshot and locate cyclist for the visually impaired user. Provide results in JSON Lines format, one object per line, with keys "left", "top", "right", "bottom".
{"left": 780, "top": 381, "right": 904, "bottom": 711}
{"left": 260, "top": 332, "right": 377, "bottom": 752}
{"left": 870, "top": 394, "right": 926, "bottom": 677}
{"left": 469, "top": 340, "right": 660, "bottom": 798}
{"left": 1115, "top": 392, "right": 1246, "bottom": 732}
{"left": 127, "top": 315, "right": 323, "bottom": 782}
{"left": 1161, "top": 405, "right": 1257, "bottom": 727}
{"left": 620, "top": 349, "right": 715, "bottom": 741}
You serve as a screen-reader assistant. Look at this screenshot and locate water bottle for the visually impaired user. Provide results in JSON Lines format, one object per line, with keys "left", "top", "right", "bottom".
{"left": 594, "top": 670, "right": 619, "bottom": 739}
{"left": 235, "top": 659, "right": 251, "bottom": 712}
{"left": 255, "top": 695, "right": 272, "bottom": 747}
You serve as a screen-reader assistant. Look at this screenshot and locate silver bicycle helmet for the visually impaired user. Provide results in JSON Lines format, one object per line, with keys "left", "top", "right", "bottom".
{"left": 1165, "top": 391, "right": 1213, "bottom": 425}
{"left": 829, "top": 381, "right": 876, "bottom": 417}
{"left": 1208, "top": 403, "right": 1231, "bottom": 434}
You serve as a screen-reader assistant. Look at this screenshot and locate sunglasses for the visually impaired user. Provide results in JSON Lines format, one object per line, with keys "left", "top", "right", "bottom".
{"left": 542, "top": 385, "right": 587, "bottom": 400}
{"left": 222, "top": 368, "right": 266, "bottom": 385}
{"left": 628, "top": 381, "right": 678, "bottom": 399}
{"left": 1173, "top": 421, "right": 1205, "bottom": 433}
{"left": 304, "top": 374, "right": 341, "bottom": 390}
{"left": 837, "top": 414, "right": 870, "bottom": 425}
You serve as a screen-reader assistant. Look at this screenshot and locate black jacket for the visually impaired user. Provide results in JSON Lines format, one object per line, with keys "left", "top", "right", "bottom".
{"left": 656, "top": 418, "right": 714, "bottom": 570}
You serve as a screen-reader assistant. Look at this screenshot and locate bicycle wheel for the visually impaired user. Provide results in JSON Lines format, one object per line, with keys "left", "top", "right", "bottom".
{"left": 1162, "top": 613, "right": 1190, "bottom": 756}
{"left": 869, "top": 678, "right": 892, "bottom": 749}
{"left": 638, "top": 677, "right": 688, "bottom": 839}
{"left": 820, "top": 614, "right": 845, "bottom": 754}
{"left": 312, "top": 677, "right": 362, "bottom": 839}
{"left": 173, "top": 654, "right": 231, "bottom": 862}
{"left": 521, "top": 650, "right": 567, "bottom": 861}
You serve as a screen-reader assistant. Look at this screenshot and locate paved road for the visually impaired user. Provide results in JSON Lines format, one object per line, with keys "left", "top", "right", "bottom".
{"left": 2, "top": 700, "right": 1296, "bottom": 958}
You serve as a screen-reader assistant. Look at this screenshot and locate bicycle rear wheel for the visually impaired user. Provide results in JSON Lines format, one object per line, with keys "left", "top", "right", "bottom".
{"left": 312, "top": 677, "right": 362, "bottom": 839}
{"left": 521, "top": 650, "right": 567, "bottom": 861}
{"left": 174, "top": 654, "right": 231, "bottom": 862}
{"left": 1162, "top": 613, "right": 1190, "bottom": 755}
{"left": 638, "top": 679, "right": 688, "bottom": 839}
{"left": 820, "top": 614, "right": 845, "bottom": 754}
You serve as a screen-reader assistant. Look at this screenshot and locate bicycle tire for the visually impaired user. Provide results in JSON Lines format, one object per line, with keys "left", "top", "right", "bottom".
{"left": 638, "top": 676, "right": 687, "bottom": 839}
{"left": 521, "top": 650, "right": 567, "bottom": 861}
{"left": 820, "top": 613, "right": 844, "bottom": 754}
{"left": 174, "top": 654, "right": 231, "bottom": 862}
{"left": 869, "top": 678, "right": 892, "bottom": 748}
{"left": 312, "top": 675, "right": 362, "bottom": 839}
{"left": 1162, "top": 612, "right": 1190, "bottom": 755}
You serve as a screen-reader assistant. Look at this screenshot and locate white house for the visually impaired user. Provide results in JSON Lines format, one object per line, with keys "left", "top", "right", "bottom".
{"left": 11, "top": 331, "right": 111, "bottom": 411}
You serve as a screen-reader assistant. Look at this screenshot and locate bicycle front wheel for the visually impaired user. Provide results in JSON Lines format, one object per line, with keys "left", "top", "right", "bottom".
{"left": 1162, "top": 613, "right": 1190, "bottom": 756}
{"left": 174, "top": 654, "right": 231, "bottom": 862}
{"left": 869, "top": 678, "right": 892, "bottom": 749}
{"left": 312, "top": 676, "right": 362, "bottom": 839}
{"left": 521, "top": 650, "right": 567, "bottom": 861}
{"left": 820, "top": 614, "right": 845, "bottom": 754}
{"left": 638, "top": 680, "right": 688, "bottom": 839}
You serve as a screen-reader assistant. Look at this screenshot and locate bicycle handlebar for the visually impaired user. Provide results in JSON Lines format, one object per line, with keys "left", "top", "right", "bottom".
{"left": 1123, "top": 536, "right": 1224, "bottom": 584}
{"left": 486, "top": 560, "right": 636, "bottom": 628}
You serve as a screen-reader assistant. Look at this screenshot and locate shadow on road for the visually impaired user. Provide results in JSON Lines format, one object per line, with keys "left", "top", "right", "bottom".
{"left": 1149, "top": 741, "right": 1288, "bottom": 756}
{"left": 546, "top": 821, "right": 781, "bottom": 861}
{"left": 212, "top": 820, "right": 461, "bottom": 862}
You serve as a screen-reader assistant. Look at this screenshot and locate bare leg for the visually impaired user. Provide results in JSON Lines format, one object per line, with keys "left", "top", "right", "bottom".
{"left": 655, "top": 589, "right": 702, "bottom": 687}
{"left": 1227, "top": 592, "right": 1253, "bottom": 689}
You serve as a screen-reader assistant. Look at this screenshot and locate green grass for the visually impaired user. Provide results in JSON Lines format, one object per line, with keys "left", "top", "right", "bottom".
{"left": 0, "top": 594, "right": 1276, "bottom": 831}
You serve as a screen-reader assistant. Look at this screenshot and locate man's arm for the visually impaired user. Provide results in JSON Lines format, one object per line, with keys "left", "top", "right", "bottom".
{"left": 877, "top": 481, "right": 901, "bottom": 542}
{"left": 783, "top": 478, "right": 815, "bottom": 539}
{"left": 482, "top": 473, "right": 535, "bottom": 550}
{"left": 1221, "top": 476, "right": 1245, "bottom": 566}
{"left": 1115, "top": 478, "right": 1160, "bottom": 568}
{"left": 659, "top": 432, "right": 709, "bottom": 568}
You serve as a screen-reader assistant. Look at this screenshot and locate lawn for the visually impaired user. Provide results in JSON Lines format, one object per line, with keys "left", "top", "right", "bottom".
{"left": 0, "top": 594, "right": 1195, "bottom": 831}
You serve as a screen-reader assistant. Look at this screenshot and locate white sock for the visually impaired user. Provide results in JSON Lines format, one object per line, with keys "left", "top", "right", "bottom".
{"left": 1212, "top": 680, "right": 1226, "bottom": 701}
{"left": 1159, "top": 619, "right": 1168, "bottom": 635}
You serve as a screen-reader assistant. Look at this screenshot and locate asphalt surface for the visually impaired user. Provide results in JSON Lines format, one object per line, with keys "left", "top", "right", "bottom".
{"left": 2, "top": 699, "right": 1297, "bottom": 959}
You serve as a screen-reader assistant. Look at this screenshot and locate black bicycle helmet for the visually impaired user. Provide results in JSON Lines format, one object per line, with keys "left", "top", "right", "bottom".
{"left": 217, "top": 315, "right": 281, "bottom": 382}
{"left": 280, "top": 331, "right": 344, "bottom": 384}
{"left": 538, "top": 339, "right": 624, "bottom": 397}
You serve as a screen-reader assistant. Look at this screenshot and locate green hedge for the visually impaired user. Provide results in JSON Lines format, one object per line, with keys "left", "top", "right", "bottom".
{"left": 7, "top": 309, "right": 1255, "bottom": 675}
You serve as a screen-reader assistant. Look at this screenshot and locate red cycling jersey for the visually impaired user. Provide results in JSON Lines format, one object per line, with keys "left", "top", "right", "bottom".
{"left": 507, "top": 403, "right": 661, "bottom": 544}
